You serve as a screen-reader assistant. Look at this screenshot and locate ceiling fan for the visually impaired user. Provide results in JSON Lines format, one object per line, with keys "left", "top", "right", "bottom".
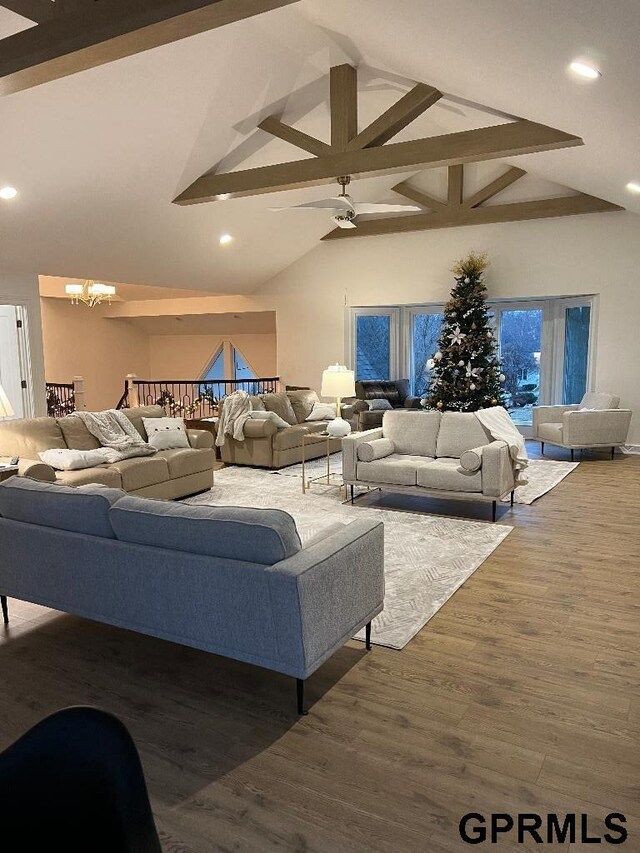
{"left": 269, "top": 176, "right": 423, "bottom": 229}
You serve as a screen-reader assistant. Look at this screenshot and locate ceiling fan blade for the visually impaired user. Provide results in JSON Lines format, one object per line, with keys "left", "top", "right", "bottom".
{"left": 269, "top": 197, "right": 354, "bottom": 212}
{"left": 353, "top": 203, "right": 423, "bottom": 215}
{"left": 332, "top": 215, "right": 357, "bottom": 229}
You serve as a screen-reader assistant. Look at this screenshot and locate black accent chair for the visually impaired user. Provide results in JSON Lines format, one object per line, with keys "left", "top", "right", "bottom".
{"left": 351, "top": 379, "right": 422, "bottom": 429}
{"left": 0, "top": 706, "right": 162, "bottom": 853}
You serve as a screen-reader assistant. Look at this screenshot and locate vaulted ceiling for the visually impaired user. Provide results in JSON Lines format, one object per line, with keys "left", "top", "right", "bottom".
{"left": 0, "top": 0, "right": 638, "bottom": 294}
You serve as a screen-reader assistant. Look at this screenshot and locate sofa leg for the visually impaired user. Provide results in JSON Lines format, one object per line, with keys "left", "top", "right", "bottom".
{"left": 570, "top": 449, "right": 574, "bottom": 462}
{"left": 350, "top": 484, "right": 354, "bottom": 505}
{"left": 365, "top": 621, "right": 372, "bottom": 651}
{"left": 611, "top": 446, "right": 616, "bottom": 460}
{"left": 296, "top": 678, "right": 307, "bottom": 716}
{"left": 491, "top": 501, "right": 497, "bottom": 523}
{"left": 541, "top": 442, "right": 544, "bottom": 455}
{"left": 510, "top": 490, "right": 515, "bottom": 507}
{"left": 1, "top": 595, "right": 8, "bottom": 625}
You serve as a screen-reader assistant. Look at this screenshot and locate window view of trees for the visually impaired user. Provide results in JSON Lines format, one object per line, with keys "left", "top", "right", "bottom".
{"left": 411, "top": 313, "right": 444, "bottom": 395}
{"left": 499, "top": 309, "right": 542, "bottom": 424}
{"left": 355, "top": 315, "right": 391, "bottom": 380}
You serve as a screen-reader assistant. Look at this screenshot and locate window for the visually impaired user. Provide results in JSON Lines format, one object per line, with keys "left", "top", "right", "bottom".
{"left": 409, "top": 310, "right": 444, "bottom": 396}
{"left": 349, "top": 295, "right": 595, "bottom": 434}
{"left": 562, "top": 305, "right": 591, "bottom": 404}
{"left": 203, "top": 346, "right": 225, "bottom": 381}
{"left": 351, "top": 309, "right": 399, "bottom": 381}
{"left": 494, "top": 306, "right": 544, "bottom": 426}
{"left": 233, "top": 346, "right": 257, "bottom": 381}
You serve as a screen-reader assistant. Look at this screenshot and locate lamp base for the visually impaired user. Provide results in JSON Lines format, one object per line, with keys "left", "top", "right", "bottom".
{"left": 326, "top": 417, "right": 352, "bottom": 438}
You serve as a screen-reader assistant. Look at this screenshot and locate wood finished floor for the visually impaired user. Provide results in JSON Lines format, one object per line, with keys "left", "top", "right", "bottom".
{"left": 1, "top": 446, "right": 639, "bottom": 852}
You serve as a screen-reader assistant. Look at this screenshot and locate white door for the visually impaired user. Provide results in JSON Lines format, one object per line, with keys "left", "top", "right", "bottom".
{"left": 0, "top": 305, "right": 25, "bottom": 419}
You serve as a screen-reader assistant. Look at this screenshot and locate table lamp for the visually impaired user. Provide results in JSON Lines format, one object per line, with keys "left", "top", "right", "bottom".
{"left": 321, "top": 364, "right": 355, "bottom": 437}
{"left": 0, "top": 383, "right": 14, "bottom": 419}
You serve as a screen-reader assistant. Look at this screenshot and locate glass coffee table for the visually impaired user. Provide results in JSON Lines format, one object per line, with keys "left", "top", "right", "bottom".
{"left": 300, "top": 431, "right": 344, "bottom": 494}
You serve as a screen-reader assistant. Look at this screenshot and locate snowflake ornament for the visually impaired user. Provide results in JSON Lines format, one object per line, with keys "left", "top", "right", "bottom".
{"left": 448, "top": 326, "right": 466, "bottom": 346}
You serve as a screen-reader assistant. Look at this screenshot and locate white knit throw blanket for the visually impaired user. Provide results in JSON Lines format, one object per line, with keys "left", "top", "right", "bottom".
{"left": 71, "top": 409, "right": 157, "bottom": 461}
{"left": 215, "top": 390, "right": 252, "bottom": 447}
{"left": 475, "top": 406, "right": 529, "bottom": 481}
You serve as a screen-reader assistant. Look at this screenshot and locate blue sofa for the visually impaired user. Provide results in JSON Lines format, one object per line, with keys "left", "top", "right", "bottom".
{"left": 0, "top": 477, "right": 384, "bottom": 714}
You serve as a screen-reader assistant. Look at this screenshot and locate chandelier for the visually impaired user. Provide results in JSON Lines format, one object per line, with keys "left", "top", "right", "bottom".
{"left": 65, "top": 280, "right": 116, "bottom": 307}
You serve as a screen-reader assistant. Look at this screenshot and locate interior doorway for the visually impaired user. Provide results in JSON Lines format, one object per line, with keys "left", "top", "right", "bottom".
{"left": 0, "top": 305, "right": 32, "bottom": 419}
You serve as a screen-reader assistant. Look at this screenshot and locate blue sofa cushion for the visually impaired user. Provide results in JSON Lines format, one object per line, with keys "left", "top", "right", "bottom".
{"left": 0, "top": 477, "right": 124, "bottom": 538}
{"left": 109, "top": 496, "right": 302, "bottom": 565}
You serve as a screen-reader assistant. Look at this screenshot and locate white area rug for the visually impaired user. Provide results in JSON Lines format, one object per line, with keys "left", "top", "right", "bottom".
{"left": 503, "top": 459, "right": 579, "bottom": 504}
{"left": 279, "top": 455, "right": 579, "bottom": 505}
{"left": 184, "top": 466, "right": 511, "bottom": 650}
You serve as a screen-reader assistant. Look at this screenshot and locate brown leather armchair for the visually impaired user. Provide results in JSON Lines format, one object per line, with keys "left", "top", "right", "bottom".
{"left": 351, "top": 379, "right": 422, "bottom": 429}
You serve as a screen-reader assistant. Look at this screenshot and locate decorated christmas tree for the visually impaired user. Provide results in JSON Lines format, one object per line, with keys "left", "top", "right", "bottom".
{"left": 424, "top": 252, "right": 505, "bottom": 411}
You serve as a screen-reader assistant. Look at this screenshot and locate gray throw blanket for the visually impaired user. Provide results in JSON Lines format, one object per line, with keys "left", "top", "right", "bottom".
{"left": 215, "top": 390, "right": 252, "bottom": 447}
{"left": 70, "top": 410, "right": 157, "bottom": 461}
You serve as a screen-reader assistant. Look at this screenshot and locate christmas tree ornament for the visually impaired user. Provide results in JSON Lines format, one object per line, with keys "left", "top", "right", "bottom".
{"left": 427, "top": 358, "right": 435, "bottom": 369}
{"left": 436, "top": 401, "right": 443, "bottom": 409}
{"left": 470, "top": 383, "right": 476, "bottom": 391}
{"left": 448, "top": 326, "right": 466, "bottom": 346}
{"left": 458, "top": 360, "right": 465, "bottom": 367}
{"left": 491, "top": 398, "right": 498, "bottom": 405}
{"left": 499, "top": 373, "right": 506, "bottom": 383}
{"left": 434, "top": 351, "right": 442, "bottom": 361}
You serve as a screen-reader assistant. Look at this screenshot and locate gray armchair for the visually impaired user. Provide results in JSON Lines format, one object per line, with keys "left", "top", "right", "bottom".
{"left": 532, "top": 392, "right": 631, "bottom": 459}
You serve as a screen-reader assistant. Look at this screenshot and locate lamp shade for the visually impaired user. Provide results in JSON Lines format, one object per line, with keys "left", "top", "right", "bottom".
{"left": 321, "top": 364, "right": 355, "bottom": 398}
{"left": 0, "top": 383, "right": 15, "bottom": 418}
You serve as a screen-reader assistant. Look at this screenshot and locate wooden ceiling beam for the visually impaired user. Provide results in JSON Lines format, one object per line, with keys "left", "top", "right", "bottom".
{"left": 447, "top": 164, "right": 463, "bottom": 207}
{"left": 174, "top": 119, "right": 583, "bottom": 204}
{"left": 347, "top": 83, "right": 442, "bottom": 150}
{"left": 0, "top": 0, "right": 300, "bottom": 97}
{"left": 464, "top": 165, "right": 526, "bottom": 208}
{"left": 258, "top": 116, "right": 332, "bottom": 157}
{"left": 392, "top": 179, "right": 446, "bottom": 211}
{"left": 330, "top": 63, "right": 358, "bottom": 151}
{"left": 322, "top": 193, "right": 623, "bottom": 240}
{"left": 0, "top": 0, "right": 55, "bottom": 23}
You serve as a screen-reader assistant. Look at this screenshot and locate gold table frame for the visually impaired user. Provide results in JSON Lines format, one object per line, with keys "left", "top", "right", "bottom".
{"left": 300, "top": 432, "right": 344, "bottom": 494}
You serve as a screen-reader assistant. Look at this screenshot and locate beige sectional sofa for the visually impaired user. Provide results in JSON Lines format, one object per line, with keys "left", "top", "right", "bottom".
{"left": 218, "top": 390, "right": 354, "bottom": 469}
{"left": 0, "top": 405, "right": 215, "bottom": 499}
{"left": 343, "top": 410, "right": 518, "bottom": 520}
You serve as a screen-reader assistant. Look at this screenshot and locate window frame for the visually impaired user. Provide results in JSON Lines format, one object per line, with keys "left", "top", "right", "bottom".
{"left": 348, "top": 307, "right": 400, "bottom": 382}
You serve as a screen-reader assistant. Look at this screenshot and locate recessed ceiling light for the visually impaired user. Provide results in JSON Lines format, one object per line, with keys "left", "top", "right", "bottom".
{"left": 0, "top": 186, "right": 18, "bottom": 200}
{"left": 217, "top": 193, "right": 231, "bottom": 201}
{"left": 569, "top": 61, "right": 601, "bottom": 80}
{"left": 219, "top": 233, "right": 233, "bottom": 246}
{"left": 626, "top": 182, "right": 640, "bottom": 194}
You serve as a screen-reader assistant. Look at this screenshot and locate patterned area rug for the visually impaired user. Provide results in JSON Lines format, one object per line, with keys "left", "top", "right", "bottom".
{"left": 278, "top": 455, "right": 579, "bottom": 505}
{"left": 502, "top": 459, "right": 579, "bottom": 504}
{"left": 184, "top": 466, "right": 511, "bottom": 650}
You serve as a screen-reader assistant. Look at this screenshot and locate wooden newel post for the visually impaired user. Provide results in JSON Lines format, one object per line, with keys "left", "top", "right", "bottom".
{"left": 125, "top": 373, "right": 139, "bottom": 408}
{"left": 72, "top": 375, "right": 86, "bottom": 410}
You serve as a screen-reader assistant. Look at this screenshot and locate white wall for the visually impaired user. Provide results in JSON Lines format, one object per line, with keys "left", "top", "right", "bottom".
{"left": 0, "top": 272, "right": 45, "bottom": 417}
{"left": 255, "top": 211, "right": 640, "bottom": 443}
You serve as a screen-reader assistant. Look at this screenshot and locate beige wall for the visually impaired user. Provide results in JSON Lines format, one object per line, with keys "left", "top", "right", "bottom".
{"left": 1, "top": 271, "right": 46, "bottom": 417}
{"left": 255, "top": 211, "right": 640, "bottom": 443}
{"left": 41, "top": 298, "right": 277, "bottom": 410}
{"left": 41, "top": 298, "right": 151, "bottom": 411}
{"left": 148, "top": 333, "right": 277, "bottom": 378}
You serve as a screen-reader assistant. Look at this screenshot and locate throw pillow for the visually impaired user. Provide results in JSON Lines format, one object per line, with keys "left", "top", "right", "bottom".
{"left": 142, "top": 417, "right": 190, "bottom": 450}
{"left": 287, "top": 389, "right": 319, "bottom": 423}
{"left": 248, "top": 410, "right": 290, "bottom": 430}
{"left": 357, "top": 437, "right": 395, "bottom": 462}
{"left": 39, "top": 448, "right": 112, "bottom": 471}
{"left": 368, "top": 398, "right": 393, "bottom": 411}
{"left": 248, "top": 395, "right": 266, "bottom": 411}
{"left": 459, "top": 447, "right": 483, "bottom": 472}
{"left": 305, "top": 402, "right": 337, "bottom": 422}
{"left": 261, "top": 392, "right": 297, "bottom": 425}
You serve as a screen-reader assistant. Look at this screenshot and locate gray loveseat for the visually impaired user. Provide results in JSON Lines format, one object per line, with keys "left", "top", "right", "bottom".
{"left": 343, "top": 410, "right": 517, "bottom": 521}
{"left": 0, "top": 477, "right": 384, "bottom": 714}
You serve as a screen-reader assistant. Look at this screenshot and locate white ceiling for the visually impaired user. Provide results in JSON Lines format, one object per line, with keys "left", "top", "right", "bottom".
{"left": 1, "top": 0, "right": 639, "bottom": 294}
